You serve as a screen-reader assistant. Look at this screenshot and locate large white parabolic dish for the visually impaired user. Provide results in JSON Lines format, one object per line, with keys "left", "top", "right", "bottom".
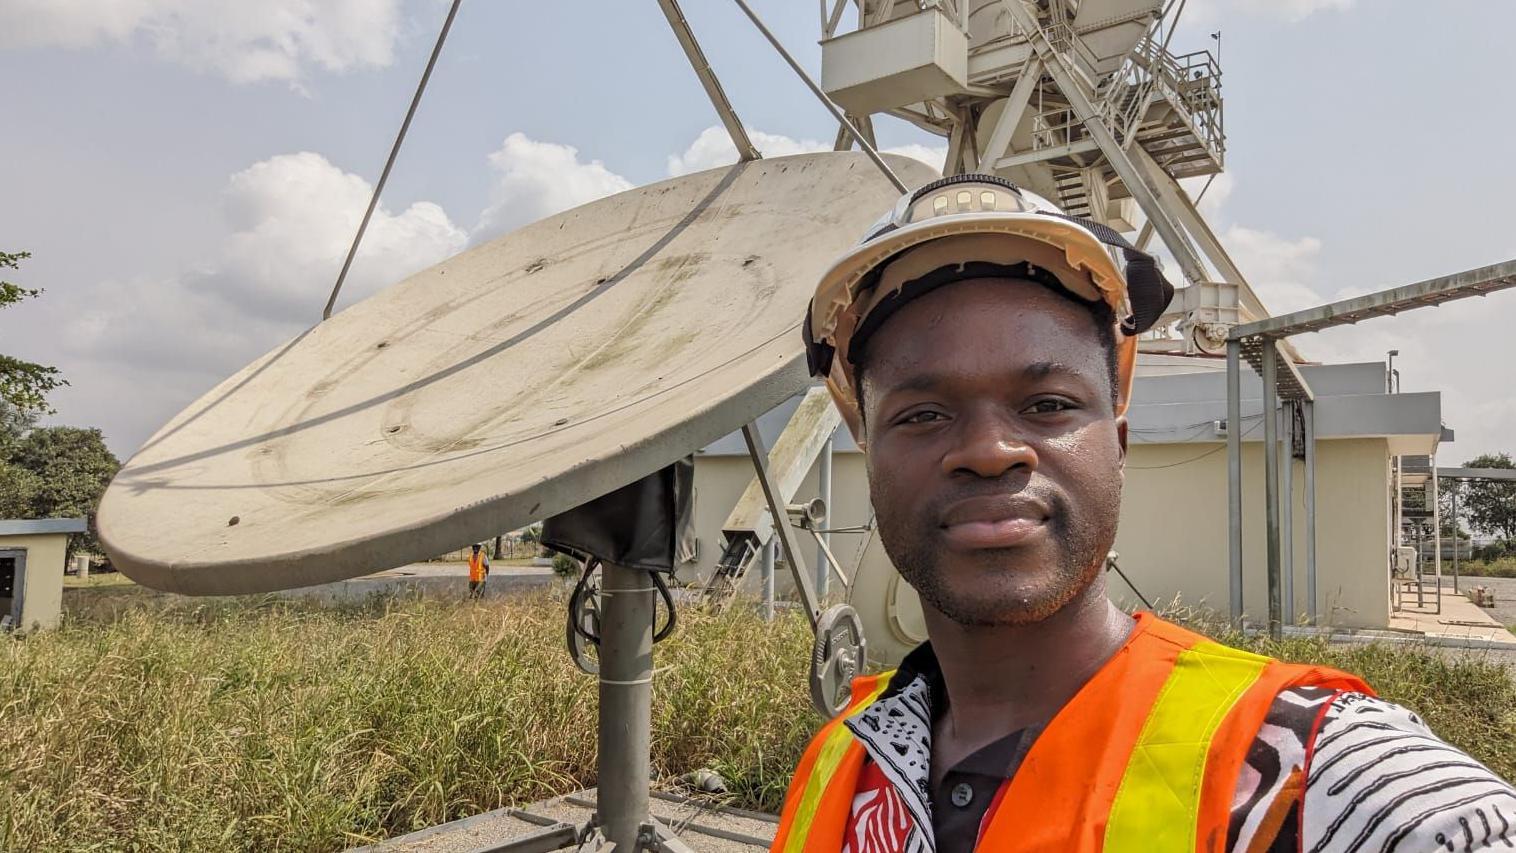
{"left": 98, "top": 153, "right": 935, "bottom": 595}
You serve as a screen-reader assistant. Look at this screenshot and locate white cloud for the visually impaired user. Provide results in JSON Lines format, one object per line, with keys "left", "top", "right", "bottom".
{"left": 473, "top": 133, "right": 634, "bottom": 243}
{"left": 1180, "top": 172, "right": 1234, "bottom": 220}
{"left": 1219, "top": 224, "right": 1326, "bottom": 315}
{"left": 881, "top": 143, "right": 950, "bottom": 173}
{"left": 667, "top": 126, "right": 948, "bottom": 177}
{"left": 667, "top": 127, "right": 830, "bottom": 176}
{"left": 58, "top": 151, "right": 465, "bottom": 424}
{"left": 0, "top": 0, "right": 402, "bottom": 84}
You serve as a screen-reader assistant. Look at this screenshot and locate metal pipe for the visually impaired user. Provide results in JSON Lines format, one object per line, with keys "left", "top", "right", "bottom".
{"left": 1303, "top": 399, "right": 1318, "bottom": 625}
{"left": 761, "top": 537, "right": 775, "bottom": 622}
{"left": 730, "top": 0, "right": 907, "bottom": 194}
{"left": 1282, "top": 406, "right": 1298, "bottom": 621}
{"left": 816, "top": 435, "right": 834, "bottom": 600}
{"left": 655, "top": 0, "right": 760, "bottom": 161}
{"left": 1261, "top": 342, "right": 1283, "bottom": 640}
{"left": 1226, "top": 339, "right": 1244, "bottom": 623}
{"left": 596, "top": 561, "right": 654, "bottom": 848}
{"left": 1452, "top": 481, "right": 1460, "bottom": 593}
{"left": 1431, "top": 463, "right": 1443, "bottom": 614}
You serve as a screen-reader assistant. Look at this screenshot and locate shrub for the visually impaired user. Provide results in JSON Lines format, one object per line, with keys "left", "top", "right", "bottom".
{"left": 550, "top": 552, "right": 580, "bottom": 577}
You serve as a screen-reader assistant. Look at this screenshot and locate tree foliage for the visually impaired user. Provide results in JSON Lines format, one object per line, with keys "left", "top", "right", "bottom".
{"left": 0, "top": 250, "right": 66, "bottom": 415}
{"left": 1444, "top": 453, "right": 1516, "bottom": 544}
{"left": 6, "top": 427, "right": 120, "bottom": 554}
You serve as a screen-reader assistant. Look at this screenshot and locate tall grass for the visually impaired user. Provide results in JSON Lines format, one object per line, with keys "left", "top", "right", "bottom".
{"left": 0, "top": 592, "right": 813, "bottom": 851}
{"left": 2, "top": 593, "right": 1513, "bottom": 851}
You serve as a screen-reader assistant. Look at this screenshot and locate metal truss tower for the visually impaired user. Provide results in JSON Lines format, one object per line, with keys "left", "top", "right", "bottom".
{"left": 819, "top": 0, "right": 1259, "bottom": 354}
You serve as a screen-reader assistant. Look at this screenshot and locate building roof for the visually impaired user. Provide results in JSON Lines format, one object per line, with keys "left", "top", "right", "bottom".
{"left": 0, "top": 518, "right": 88, "bottom": 536}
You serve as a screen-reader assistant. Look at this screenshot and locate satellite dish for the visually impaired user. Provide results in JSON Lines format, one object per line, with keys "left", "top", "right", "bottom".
{"left": 98, "top": 152, "right": 937, "bottom": 596}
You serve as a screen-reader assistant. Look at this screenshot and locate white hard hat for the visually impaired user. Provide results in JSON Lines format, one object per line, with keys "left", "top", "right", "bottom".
{"left": 802, "top": 173, "right": 1173, "bottom": 443}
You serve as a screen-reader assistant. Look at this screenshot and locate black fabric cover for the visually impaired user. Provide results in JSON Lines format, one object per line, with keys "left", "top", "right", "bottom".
{"left": 541, "top": 457, "right": 695, "bottom": 574}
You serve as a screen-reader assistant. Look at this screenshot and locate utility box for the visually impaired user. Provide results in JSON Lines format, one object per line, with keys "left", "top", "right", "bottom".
{"left": 0, "top": 518, "right": 86, "bottom": 632}
{"left": 821, "top": 8, "right": 970, "bottom": 115}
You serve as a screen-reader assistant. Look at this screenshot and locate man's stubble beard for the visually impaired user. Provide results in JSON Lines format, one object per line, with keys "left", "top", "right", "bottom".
{"left": 875, "top": 486, "right": 1121, "bottom": 629}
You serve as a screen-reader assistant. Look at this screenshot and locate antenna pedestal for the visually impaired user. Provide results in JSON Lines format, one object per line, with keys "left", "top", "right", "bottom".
{"left": 596, "top": 559, "right": 656, "bottom": 849}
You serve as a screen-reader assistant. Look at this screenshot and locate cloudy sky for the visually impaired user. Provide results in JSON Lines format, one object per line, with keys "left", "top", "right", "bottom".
{"left": 1, "top": 0, "right": 1512, "bottom": 463}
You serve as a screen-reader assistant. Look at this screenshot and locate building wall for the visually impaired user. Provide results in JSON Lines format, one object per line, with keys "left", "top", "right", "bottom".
{"left": 1111, "top": 437, "right": 1391, "bottom": 628}
{"left": 688, "top": 435, "right": 1394, "bottom": 657}
{"left": 0, "top": 532, "right": 68, "bottom": 631}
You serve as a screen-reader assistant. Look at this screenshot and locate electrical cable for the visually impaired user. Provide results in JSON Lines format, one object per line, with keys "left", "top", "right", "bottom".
{"left": 651, "top": 570, "right": 678, "bottom": 643}
{"left": 568, "top": 557, "right": 677, "bottom": 646}
{"left": 569, "top": 558, "right": 602, "bottom": 646}
{"left": 1106, "top": 554, "right": 1155, "bottom": 610}
{"left": 321, "top": 0, "right": 463, "bottom": 320}
{"left": 1127, "top": 416, "right": 1264, "bottom": 470}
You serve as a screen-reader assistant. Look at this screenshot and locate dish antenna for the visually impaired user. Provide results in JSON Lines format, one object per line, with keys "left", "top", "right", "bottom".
{"left": 97, "top": 1, "right": 936, "bottom": 847}
{"left": 99, "top": 0, "right": 1252, "bottom": 846}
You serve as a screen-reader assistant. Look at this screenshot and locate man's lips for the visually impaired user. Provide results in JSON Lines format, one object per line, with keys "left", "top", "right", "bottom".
{"left": 938, "top": 495, "right": 1051, "bottom": 549}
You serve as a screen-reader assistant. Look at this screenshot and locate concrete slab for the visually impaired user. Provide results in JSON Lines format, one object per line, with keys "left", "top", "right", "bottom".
{"left": 1390, "top": 588, "right": 1516, "bottom": 644}
{"left": 352, "top": 788, "right": 775, "bottom": 852}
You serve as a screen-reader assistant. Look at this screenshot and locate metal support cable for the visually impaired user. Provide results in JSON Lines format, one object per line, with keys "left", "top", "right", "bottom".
{"left": 729, "top": 0, "right": 907, "bottom": 194}
{"left": 322, "top": 0, "right": 462, "bottom": 321}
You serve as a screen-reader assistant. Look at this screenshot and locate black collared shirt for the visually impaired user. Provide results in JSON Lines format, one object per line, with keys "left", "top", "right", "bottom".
{"left": 903, "top": 644, "right": 1041, "bottom": 852}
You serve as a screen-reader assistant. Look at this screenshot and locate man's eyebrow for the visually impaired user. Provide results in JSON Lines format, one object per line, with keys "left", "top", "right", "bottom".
{"left": 885, "top": 362, "right": 1092, "bottom": 395}
{"left": 1023, "top": 361, "right": 1086, "bottom": 380}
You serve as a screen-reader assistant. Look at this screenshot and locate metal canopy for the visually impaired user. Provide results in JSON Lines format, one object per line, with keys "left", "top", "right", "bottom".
{"left": 1439, "top": 467, "right": 1516, "bottom": 482}
{"left": 1226, "top": 257, "right": 1516, "bottom": 637}
{"left": 1238, "top": 337, "right": 1313, "bottom": 402}
{"left": 1231, "top": 258, "right": 1516, "bottom": 341}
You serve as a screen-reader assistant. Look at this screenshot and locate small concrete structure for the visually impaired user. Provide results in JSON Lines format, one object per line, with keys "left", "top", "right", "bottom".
{"left": 0, "top": 518, "right": 86, "bottom": 631}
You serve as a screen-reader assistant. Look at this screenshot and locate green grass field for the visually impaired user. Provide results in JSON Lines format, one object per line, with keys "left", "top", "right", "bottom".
{"left": 2, "top": 591, "right": 1514, "bottom": 851}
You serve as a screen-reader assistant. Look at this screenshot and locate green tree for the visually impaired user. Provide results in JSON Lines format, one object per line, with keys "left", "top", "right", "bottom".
{"left": 9, "top": 427, "right": 120, "bottom": 554}
{"left": 0, "top": 250, "right": 66, "bottom": 416}
{"left": 0, "top": 461, "right": 40, "bottom": 518}
{"left": 0, "top": 399, "right": 34, "bottom": 458}
{"left": 1449, "top": 453, "right": 1516, "bottom": 544}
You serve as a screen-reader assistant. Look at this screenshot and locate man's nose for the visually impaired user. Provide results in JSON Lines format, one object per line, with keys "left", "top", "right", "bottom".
{"left": 941, "top": 412, "right": 1038, "bottom": 478}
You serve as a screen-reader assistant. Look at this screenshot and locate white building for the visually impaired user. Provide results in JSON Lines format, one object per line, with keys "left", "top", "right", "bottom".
{"left": 688, "top": 358, "right": 1444, "bottom": 663}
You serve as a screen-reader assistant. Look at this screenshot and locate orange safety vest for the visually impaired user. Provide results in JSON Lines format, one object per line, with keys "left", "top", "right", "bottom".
{"left": 468, "top": 552, "right": 488, "bottom": 583}
{"left": 771, "top": 613, "right": 1371, "bottom": 852}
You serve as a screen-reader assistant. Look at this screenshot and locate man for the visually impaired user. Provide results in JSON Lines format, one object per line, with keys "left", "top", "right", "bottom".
{"left": 773, "top": 174, "right": 1515, "bottom": 852}
{"left": 467, "top": 542, "right": 490, "bottom": 599}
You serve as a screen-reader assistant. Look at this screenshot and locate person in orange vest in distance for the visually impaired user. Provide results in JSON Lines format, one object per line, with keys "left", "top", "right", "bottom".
{"left": 774, "top": 174, "right": 1515, "bottom": 852}
{"left": 467, "top": 543, "right": 490, "bottom": 600}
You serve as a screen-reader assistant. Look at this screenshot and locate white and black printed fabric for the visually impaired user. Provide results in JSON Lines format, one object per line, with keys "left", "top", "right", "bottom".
{"left": 845, "top": 675, "right": 937, "bottom": 853}
{"left": 1302, "top": 692, "right": 1516, "bottom": 852}
{"left": 1228, "top": 685, "right": 1340, "bottom": 851}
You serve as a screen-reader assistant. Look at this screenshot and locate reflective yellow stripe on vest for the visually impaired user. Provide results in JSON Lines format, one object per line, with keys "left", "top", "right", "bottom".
{"left": 780, "top": 675, "right": 894, "bottom": 852}
{"left": 1103, "top": 640, "right": 1270, "bottom": 853}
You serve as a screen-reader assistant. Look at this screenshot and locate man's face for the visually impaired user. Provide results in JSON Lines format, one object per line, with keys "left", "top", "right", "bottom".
{"left": 860, "top": 277, "right": 1128, "bottom": 628}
